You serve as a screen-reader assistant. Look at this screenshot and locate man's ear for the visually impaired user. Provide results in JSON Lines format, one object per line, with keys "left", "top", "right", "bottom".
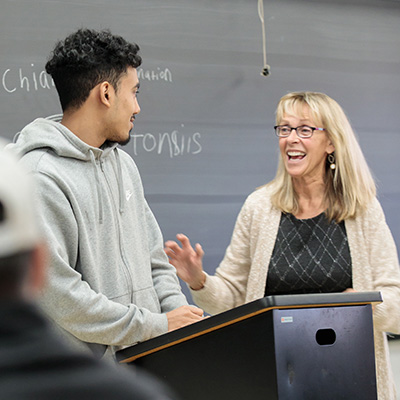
{"left": 99, "top": 82, "right": 112, "bottom": 107}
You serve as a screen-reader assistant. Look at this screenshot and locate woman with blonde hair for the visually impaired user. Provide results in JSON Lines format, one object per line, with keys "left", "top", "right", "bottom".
{"left": 165, "top": 91, "right": 400, "bottom": 399}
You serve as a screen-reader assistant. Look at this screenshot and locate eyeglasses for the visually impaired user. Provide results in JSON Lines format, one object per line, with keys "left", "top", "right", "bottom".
{"left": 274, "top": 125, "right": 325, "bottom": 138}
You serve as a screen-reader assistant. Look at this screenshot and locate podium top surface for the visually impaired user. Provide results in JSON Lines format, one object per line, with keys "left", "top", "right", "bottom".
{"left": 116, "top": 291, "right": 382, "bottom": 363}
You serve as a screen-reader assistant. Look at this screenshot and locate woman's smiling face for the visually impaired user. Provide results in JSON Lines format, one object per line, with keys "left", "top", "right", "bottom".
{"left": 278, "top": 104, "right": 335, "bottom": 184}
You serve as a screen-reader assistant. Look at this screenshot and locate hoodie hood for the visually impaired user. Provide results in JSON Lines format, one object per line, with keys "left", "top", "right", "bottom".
{"left": 9, "top": 118, "right": 124, "bottom": 224}
{"left": 8, "top": 118, "right": 118, "bottom": 160}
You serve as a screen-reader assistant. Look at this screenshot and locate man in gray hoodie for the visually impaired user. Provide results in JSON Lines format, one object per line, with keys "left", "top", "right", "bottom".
{"left": 8, "top": 28, "right": 203, "bottom": 358}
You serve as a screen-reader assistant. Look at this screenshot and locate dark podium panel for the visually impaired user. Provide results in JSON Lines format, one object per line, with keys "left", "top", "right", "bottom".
{"left": 117, "top": 292, "right": 382, "bottom": 400}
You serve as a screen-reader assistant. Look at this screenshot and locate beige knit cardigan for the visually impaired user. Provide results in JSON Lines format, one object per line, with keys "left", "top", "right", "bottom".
{"left": 191, "top": 185, "right": 400, "bottom": 400}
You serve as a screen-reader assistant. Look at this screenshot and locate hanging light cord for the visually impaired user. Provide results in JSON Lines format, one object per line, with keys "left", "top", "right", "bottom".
{"left": 258, "top": 0, "right": 271, "bottom": 76}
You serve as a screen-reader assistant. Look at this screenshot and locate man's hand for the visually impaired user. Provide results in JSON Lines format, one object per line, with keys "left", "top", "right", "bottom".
{"left": 166, "top": 305, "right": 204, "bottom": 332}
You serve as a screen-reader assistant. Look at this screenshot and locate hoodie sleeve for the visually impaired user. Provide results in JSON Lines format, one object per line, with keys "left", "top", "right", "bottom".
{"left": 35, "top": 171, "right": 170, "bottom": 347}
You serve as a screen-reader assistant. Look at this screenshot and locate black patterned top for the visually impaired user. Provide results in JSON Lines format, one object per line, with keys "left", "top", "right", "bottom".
{"left": 265, "top": 212, "right": 352, "bottom": 296}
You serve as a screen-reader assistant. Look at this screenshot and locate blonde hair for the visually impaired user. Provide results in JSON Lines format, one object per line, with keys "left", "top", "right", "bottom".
{"left": 268, "top": 91, "right": 376, "bottom": 222}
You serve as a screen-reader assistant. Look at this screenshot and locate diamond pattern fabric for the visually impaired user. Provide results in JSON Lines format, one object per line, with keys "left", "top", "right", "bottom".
{"left": 265, "top": 212, "right": 352, "bottom": 296}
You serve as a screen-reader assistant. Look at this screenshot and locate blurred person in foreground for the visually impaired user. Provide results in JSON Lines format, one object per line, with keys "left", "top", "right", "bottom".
{"left": 165, "top": 91, "right": 400, "bottom": 399}
{"left": 0, "top": 141, "right": 178, "bottom": 399}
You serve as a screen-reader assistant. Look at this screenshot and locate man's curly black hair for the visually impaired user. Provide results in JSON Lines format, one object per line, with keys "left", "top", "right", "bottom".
{"left": 45, "top": 28, "right": 142, "bottom": 111}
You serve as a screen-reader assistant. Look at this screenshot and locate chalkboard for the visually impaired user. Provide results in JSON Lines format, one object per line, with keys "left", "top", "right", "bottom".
{"left": 1, "top": 0, "right": 399, "bottom": 301}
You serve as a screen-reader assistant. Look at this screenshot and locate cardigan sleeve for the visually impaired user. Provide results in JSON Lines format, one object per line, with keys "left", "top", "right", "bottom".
{"left": 350, "top": 198, "right": 400, "bottom": 335}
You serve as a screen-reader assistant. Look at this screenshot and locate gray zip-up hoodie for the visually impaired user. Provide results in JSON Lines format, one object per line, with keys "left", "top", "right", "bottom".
{"left": 8, "top": 118, "right": 188, "bottom": 355}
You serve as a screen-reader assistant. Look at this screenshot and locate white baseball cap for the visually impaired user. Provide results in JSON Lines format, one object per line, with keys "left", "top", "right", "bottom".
{"left": 0, "top": 139, "right": 41, "bottom": 257}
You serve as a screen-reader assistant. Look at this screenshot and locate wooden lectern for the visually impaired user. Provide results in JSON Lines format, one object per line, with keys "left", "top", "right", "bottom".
{"left": 117, "top": 292, "right": 382, "bottom": 400}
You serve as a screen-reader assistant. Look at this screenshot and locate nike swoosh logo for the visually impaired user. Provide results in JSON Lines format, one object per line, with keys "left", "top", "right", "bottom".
{"left": 126, "top": 190, "right": 133, "bottom": 201}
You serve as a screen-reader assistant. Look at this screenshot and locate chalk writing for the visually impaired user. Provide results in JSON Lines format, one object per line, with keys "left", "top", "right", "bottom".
{"left": 40, "top": 116, "right": 201, "bottom": 158}
{"left": 2, "top": 64, "right": 172, "bottom": 93}
{"left": 2, "top": 64, "right": 54, "bottom": 93}
{"left": 137, "top": 67, "right": 172, "bottom": 82}
{"left": 131, "top": 124, "right": 201, "bottom": 158}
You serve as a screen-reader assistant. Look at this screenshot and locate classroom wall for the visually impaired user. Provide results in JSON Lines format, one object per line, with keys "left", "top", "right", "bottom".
{"left": 1, "top": 0, "right": 399, "bottom": 301}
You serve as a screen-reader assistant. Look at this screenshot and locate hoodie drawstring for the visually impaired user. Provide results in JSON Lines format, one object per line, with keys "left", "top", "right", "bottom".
{"left": 113, "top": 148, "right": 125, "bottom": 215}
{"left": 89, "top": 150, "right": 104, "bottom": 224}
{"left": 89, "top": 148, "right": 125, "bottom": 224}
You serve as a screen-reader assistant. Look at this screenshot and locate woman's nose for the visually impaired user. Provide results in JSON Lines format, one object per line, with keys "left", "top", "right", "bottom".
{"left": 287, "top": 128, "right": 299, "bottom": 141}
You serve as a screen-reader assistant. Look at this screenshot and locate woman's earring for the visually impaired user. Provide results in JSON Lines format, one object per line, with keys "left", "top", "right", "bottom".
{"left": 328, "top": 153, "right": 336, "bottom": 170}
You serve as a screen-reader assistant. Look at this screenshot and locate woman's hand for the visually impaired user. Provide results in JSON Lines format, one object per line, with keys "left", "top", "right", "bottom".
{"left": 165, "top": 234, "right": 206, "bottom": 290}
{"left": 342, "top": 288, "right": 356, "bottom": 293}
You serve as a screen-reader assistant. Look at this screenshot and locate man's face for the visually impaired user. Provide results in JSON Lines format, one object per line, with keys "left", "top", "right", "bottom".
{"left": 106, "top": 67, "right": 140, "bottom": 145}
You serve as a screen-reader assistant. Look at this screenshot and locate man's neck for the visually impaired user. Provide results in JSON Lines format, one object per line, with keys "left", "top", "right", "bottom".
{"left": 61, "top": 107, "right": 105, "bottom": 148}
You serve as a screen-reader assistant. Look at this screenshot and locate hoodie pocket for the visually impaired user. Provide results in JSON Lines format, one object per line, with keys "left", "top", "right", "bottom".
{"left": 130, "top": 286, "right": 161, "bottom": 313}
